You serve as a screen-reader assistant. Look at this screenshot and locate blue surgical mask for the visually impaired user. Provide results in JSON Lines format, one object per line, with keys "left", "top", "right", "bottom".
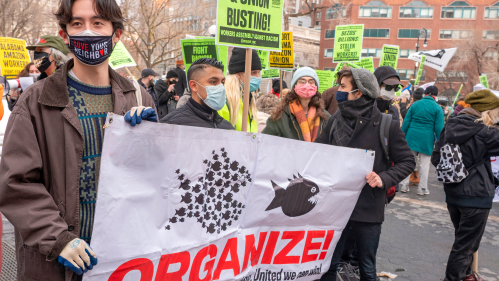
{"left": 153, "top": 78, "right": 157, "bottom": 85}
{"left": 195, "top": 81, "right": 226, "bottom": 111}
{"left": 240, "top": 76, "right": 262, "bottom": 92}
{"left": 336, "top": 91, "right": 349, "bottom": 103}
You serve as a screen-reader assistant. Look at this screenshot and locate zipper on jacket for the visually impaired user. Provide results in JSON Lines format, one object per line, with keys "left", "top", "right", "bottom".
{"left": 291, "top": 118, "right": 302, "bottom": 140}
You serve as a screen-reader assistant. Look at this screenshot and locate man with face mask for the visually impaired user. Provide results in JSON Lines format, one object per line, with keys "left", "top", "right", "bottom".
{"left": 138, "top": 68, "right": 160, "bottom": 108}
{"left": 27, "top": 35, "right": 71, "bottom": 80}
{"left": 160, "top": 58, "right": 234, "bottom": 130}
{"left": 374, "top": 66, "right": 402, "bottom": 122}
{"left": 0, "top": 0, "right": 156, "bottom": 280}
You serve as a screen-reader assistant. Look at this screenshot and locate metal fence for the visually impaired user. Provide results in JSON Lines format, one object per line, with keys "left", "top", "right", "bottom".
{"left": 1, "top": 241, "right": 17, "bottom": 281}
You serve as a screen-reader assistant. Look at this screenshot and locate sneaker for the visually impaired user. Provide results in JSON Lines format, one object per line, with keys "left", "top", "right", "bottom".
{"left": 417, "top": 188, "right": 425, "bottom": 196}
{"left": 423, "top": 188, "right": 430, "bottom": 195}
{"left": 400, "top": 184, "right": 409, "bottom": 193}
{"left": 337, "top": 262, "right": 360, "bottom": 281}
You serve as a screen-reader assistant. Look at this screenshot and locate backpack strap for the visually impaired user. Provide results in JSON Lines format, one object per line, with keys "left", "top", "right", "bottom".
{"left": 379, "top": 113, "right": 392, "bottom": 166}
{"left": 467, "top": 157, "right": 487, "bottom": 172}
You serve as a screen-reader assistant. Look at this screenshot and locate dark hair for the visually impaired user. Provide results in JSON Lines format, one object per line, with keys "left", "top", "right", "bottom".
{"left": 187, "top": 58, "right": 224, "bottom": 81}
{"left": 271, "top": 89, "right": 327, "bottom": 121}
{"left": 18, "top": 62, "right": 35, "bottom": 78}
{"left": 336, "top": 68, "right": 358, "bottom": 90}
{"left": 55, "top": 0, "right": 125, "bottom": 32}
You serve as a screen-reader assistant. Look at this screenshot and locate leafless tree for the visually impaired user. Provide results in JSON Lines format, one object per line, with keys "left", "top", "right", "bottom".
{"left": 283, "top": 0, "right": 351, "bottom": 30}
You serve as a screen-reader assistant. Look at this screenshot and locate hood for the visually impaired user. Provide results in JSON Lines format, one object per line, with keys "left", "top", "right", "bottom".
{"left": 445, "top": 114, "right": 484, "bottom": 144}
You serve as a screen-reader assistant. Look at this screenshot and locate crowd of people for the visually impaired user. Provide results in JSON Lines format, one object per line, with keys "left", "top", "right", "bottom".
{"left": 0, "top": 0, "right": 498, "bottom": 281}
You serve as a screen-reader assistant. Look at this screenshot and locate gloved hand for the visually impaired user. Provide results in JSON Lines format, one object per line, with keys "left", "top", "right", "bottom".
{"left": 57, "top": 238, "right": 98, "bottom": 275}
{"left": 124, "top": 106, "right": 158, "bottom": 126}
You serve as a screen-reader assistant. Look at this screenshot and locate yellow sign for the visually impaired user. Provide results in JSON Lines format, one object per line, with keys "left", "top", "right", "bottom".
{"left": 269, "top": 32, "right": 294, "bottom": 69}
{"left": 0, "top": 37, "right": 30, "bottom": 78}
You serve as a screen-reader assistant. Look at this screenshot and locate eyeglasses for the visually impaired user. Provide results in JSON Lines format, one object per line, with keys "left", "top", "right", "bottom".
{"left": 384, "top": 85, "right": 401, "bottom": 92}
{"left": 297, "top": 79, "right": 316, "bottom": 86}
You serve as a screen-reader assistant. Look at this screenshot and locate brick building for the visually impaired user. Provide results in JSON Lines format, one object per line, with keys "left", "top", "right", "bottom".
{"left": 318, "top": 0, "right": 499, "bottom": 96}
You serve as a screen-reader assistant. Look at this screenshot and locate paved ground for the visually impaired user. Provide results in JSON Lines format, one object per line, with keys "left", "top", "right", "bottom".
{"left": 2, "top": 167, "right": 499, "bottom": 280}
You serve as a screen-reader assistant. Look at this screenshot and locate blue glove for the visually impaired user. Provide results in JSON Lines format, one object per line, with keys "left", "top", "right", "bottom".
{"left": 57, "top": 238, "right": 98, "bottom": 275}
{"left": 124, "top": 106, "right": 158, "bottom": 126}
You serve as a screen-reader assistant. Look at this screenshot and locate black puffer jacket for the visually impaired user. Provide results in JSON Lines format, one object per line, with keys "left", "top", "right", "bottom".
{"left": 154, "top": 79, "right": 176, "bottom": 119}
{"left": 160, "top": 98, "right": 234, "bottom": 130}
{"left": 431, "top": 111, "right": 499, "bottom": 209}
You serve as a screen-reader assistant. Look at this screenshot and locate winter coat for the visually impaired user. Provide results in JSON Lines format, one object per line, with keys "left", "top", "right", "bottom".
{"left": 315, "top": 107, "right": 415, "bottom": 223}
{"left": 138, "top": 78, "right": 158, "bottom": 108}
{"left": 262, "top": 104, "right": 330, "bottom": 141}
{"left": 176, "top": 89, "right": 191, "bottom": 109}
{"left": 161, "top": 98, "right": 234, "bottom": 130}
{"left": 402, "top": 96, "right": 445, "bottom": 155}
{"left": 0, "top": 59, "right": 156, "bottom": 281}
{"left": 399, "top": 101, "right": 409, "bottom": 119}
{"left": 154, "top": 79, "right": 177, "bottom": 119}
{"left": 174, "top": 67, "right": 187, "bottom": 96}
{"left": 219, "top": 100, "right": 259, "bottom": 132}
{"left": 321, "top": 86, "right": 339, "bottom": 115}
{"left": 431, "top": 112, "right": 499, "bottom": 209}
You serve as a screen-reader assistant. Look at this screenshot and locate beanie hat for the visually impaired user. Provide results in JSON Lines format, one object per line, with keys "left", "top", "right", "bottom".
{"left": 228, "top": 48, "right": 262, "bottom": 74}
{"left": 291, "top": 67, "right": 319, "bottom": 88}
{"left": 425, "top": 85, "right": 438, "bottom": 96}
{"left": 465, "top": 89, "right": 499, "bottom": 112}
{"left": 166, "top": 70, "right": 179, "bottom": 79}
{"left": 373, "top": 66, "right": 400, "bottom": 87}
{"left": 272, "top": 78, "right": 288, "bottom": 93}
{"left": 400, "top": 89, "right": 411, "bottom": 100}
{"left": 351, "top": 68, "right": 380, "bottom": 99}
{"left": 413, "top": 88, "right": 424, "bottom": 100}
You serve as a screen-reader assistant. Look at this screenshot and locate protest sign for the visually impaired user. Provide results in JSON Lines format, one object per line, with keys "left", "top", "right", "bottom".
{"left": 408, "top": 48, "right": 457, "bottom": 72}
{"left": 479, "top": 74, "right": 489, "bottom": 89}
{"left": 257, "top": 50, "right": 269, "bottom": 70}
{"left": 218, "top": 45, "right": 229, "bottom": 74}
{"left": 357, "top": 57, "right": 374, "bottom": 73}
{"left": 269, "top": 32, "right": 294, "bottom": 69}
{"left": 108, "top": 41, "right": 136, "bottom": 70}
{"left": 315, "top": 70, "right": 335, "bottom": 93}
{"left": 419, "top": 82, "right": 435, "bottom": 90}
{"left": 346, "top": 62, "right": 361, "bottom": 69}
{"left": 84, "top": 115, "right": 374, "bottom": 281}
{"left": 414, "top": 55, "right": 426, "bottom": 87}
{"left": 452, "top": 84, "right": 463, "bottom": 107}
{"left": 379, "top": 45, "right": 399, "bottom": 69}
{"left": 333, "top": 24, "right": 364, "bottom": 63}
{"left": 262, "top": 68, "right": 280, "bottom": 79}
{"left": 216, "top": 0, "right": 284, "bottom": 51}
{"left": 0, "top": 37, "right": 30, "bottom": 78}
{"left": 331, "top": 63, "right": 343, "bottom": 87}
{"left": 181, "top": 38, "right": 219, "bottom": 73}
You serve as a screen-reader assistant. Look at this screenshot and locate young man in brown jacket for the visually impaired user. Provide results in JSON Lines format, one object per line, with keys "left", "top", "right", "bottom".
{"left": 0, "top": 0, "right": 156, "bottom": 280}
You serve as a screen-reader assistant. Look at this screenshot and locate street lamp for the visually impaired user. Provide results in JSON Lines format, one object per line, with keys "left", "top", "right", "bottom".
{"left": 414, "top": 28, "right": 428, "bottom": 84}
{"left": 208, "top": 25, "right": 217, "bottom": 37}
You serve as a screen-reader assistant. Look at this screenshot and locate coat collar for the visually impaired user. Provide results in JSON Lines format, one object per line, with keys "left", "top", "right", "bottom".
{"left": 38, "top": 59, "right": 136, "bottom": 108}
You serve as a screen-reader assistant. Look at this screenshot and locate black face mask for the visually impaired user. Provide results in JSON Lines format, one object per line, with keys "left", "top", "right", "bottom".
{"left": 68, "top": 33, "right": 115, "bottom": 66}
{"left": 33, "top": 51, "right": 52, "bottom": 73}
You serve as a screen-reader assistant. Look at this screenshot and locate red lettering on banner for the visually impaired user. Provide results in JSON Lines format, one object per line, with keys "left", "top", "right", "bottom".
{"left": 301, "top": 230, "right": 326, "bottom": 263}
{"left": 260, "top": 231, "right": 280, "bottom": 264}
{"left": 189, "top": 244, "right": 217, "bottom": 281}
{"left": 273, "top": 231, "right": 305, "bottom": 264}
{"left": 108, "top": 258, "right": 154, "bottom": 281}
{"left": 213, "top": 238, "right": 240, "bottom": 279}
{"left": 154, "top": 251, "right": 190, "bottom": 281}
{"left": 318, "top": 230, "right": 335, "bottom": 260}
{"left": 242, "top": 232, "right": 267, "bottom": 270}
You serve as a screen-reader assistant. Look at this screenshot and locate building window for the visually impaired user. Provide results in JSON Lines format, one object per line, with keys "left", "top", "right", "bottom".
{"left": 441, "top": 1, "right": 476, "bottom": 19}
{"left": 324, "top": 67, "right": 334, "bottom": 71}
{"left": 483, "top": 30, "right": 499, "bottom": 40}
{"left": 399, "top": 49, "right": 416, "bottom": 58}
{"left": 325, "top": 30, "right": 335, "bottom": 39}
{"left": 437, "top": 71, "right": 467, "bottom": 82}
{"left": 316, "top": 11, "right": 322, "bottom": 19}
{"left": 324, "top": 49, "right": 334, "bottom": 57}
{"left": 398, "top": 29, "right": 431, "bottom": 38}
{"left": 364, "top": 29, "right": 390, "bottom": 38}
{"left": 298, "top": 21, "right": 303, "bottom": 26}
{"left": 361, "top": 48, "right": 382, "bottom": 57}
{"left": 439, "top": 30, "right": 473, "bottom": 39}
{"left": 359, "top": 1, "right": 392, "bottom": 18}
{"left": 326, "top": 4, "right": 346, "bottom": 19}
{"left": 399, "top": 1, "right": 434, "bottom": 18}
{"left": 398, "top": 69, "right": 416, "bottom": 80}
{"left": 485, "top": 2, "right": 499, "bottom": 19}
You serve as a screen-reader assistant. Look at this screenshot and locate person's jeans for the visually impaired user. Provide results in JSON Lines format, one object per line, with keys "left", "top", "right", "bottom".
{"left": 321, "top": 220, "right": 382, "bottom": 281}
{"left": 445, "top": 204, "right": 490, "bottom": 281}
{"left": 400, "top": 151, "right": 431, "bottom": 191}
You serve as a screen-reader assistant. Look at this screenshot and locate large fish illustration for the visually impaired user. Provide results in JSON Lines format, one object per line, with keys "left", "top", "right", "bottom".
{"left": 265, "top": 174, "right": 319, "bottom": 217}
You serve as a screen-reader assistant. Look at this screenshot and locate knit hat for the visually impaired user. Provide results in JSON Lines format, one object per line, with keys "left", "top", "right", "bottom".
{"left": 413, "top": 88, "right": 424, "bottom": 100}
{"left": 351, "top": 68, "right": 380, "bottom": 99}
{"left": 400, "top": 89, "right": 411, "bottom": 100}
{"left": 228, "top": 48, "right": 262, "bottom": 74}
{"left": 373, "top": 66, "right": 400, "bottom": 87}
{"left": 465, "top": 89, "right": 499, "bottom": 112}
{"left": 166, "top": 70, "right": 179, "bottom": 79}
{"left": 27, "top": 35, "right": 70, "bottom": 55}
{"left": 425, "top": 85, "right": 438, "bottom": 96}
{"left": 291, "top": 67, "right": 319, "bottom": 88}
{"left": 272, "top": 78, "right": 288, "bottom": 93}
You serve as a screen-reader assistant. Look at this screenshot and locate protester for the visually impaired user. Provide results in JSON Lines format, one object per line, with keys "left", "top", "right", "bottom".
{"left": 438, "top": 99, "right": 453, "bottom": 121}
{"left": 27, "top": 35, "right": 70, "bottom": 80}
{"left": 138, "top": 68, "right": 159, "bottom": 108}
{"left": 161, "top": 58, "right": 233, "bottom": 130}
{"left": 373, "top": 66, "right": 402, "bottom": 122}
{"left": 174, "top": 60, "right": 187, "bottom": 95}
{"left": 256, "top": 92, "right": 280, "bottom": 132}
{"left": 219, "top": 48, "right": 261, "bottom": 132}
{"left": 269, "top": 78, "right": 288, "bottom": 97}
{"left": 316, "top": 68, "right": 415, "bottom": 281}
{"left": 452, "top": 99, "right": 470, "bottom": 116}
{"left": 262, "top": 67, "right": 330, "bottom": 141}
{"left": 321, "top": 85, "right": 339, "bottom": 115}
{"left": 432, "top": 89, "right": 499, "bottom": 281}
{"left": 0, "top": 0, "right": 156, "bottom": 279}
{"left": 400, "top": 85, "right": 444, "bottom": 195}
{"left": 155, "top": 70, "right": 179, "bottom": 119}
{"left": 6, "top": 62, "right": 40, "bottom": 111}
{"left": 406, "top": 87, "right": 424, "bottom": 185}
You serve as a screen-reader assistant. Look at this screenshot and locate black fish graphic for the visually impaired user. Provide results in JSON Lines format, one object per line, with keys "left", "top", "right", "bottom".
{"left": 175, "top": 208, "right": 186, "bottom": 217}
{"left": 181, "top": 193, "right": 192, "bottom": 204}
{"left": 265, "top": 174, "right": 320, "bottom": 217}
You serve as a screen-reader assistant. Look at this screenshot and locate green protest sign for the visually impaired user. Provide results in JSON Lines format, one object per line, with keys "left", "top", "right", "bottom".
{"left": 452, "top": 84, "right": 464, "bottom": 107}
{"left": 346, "top": 62, "right": 361, "bottom": 69}
{"left": 108, "top": 41, "right": 136, "bottom": 70}
{"left": 315, "top": 70, "right": 335, "bottom": 94}
{"left": 181, "top": 38, "right": 218, "bottom": 73}
{"left": 414, "top": 55, "right": 426, "bottom": 87}
{"left": 331, "top": 63, "right": 344, "bottom": 86}
{"left": 379, "top": 45, "right": 399, "bottom": 69}
{"left": 217, "top": 45, "right": 229, "bottom": 75}
{"left": 257, "top": 50, "right": 269, "bottom": 70}
{"left": 479, "top": 74, "right": 489, "bottom": 88}
{"left": 216, "top": 0, "right": 284, "bottom": 51}
{"left": 333, "top": 24, "right": 364, "bottom": 63}
{"left": 356, "top": 57, "right": 374, "bottom": 73}
{"left": 261, "top": 68, "right": 280, "bottom": 79}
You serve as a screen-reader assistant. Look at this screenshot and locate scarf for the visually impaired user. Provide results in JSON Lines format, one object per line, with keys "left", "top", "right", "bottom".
{"left": 376, "top": 99, "right": 392, "bottom": 114}
{"left": 289, "top": 101, "right": 321, "bottom": 142}
{"left": 333, "top": 95, "right": 375, "bottom": 146}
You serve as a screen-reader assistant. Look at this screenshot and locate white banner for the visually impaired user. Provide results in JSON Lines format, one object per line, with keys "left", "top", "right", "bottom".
{"left": 408, "top": 48, "right": 457, "bottom": 72}
{"left": 418, "top": 82, "right": 435, "bottom": 90}
{"left": 83, "top": 115, "right": 375, "bottom": 281}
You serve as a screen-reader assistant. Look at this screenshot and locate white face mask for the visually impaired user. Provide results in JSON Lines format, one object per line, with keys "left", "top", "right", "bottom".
{"left": 29, "top": 73, "right": 40, "bottom": 79}
{"left": 71, "top": 29, "right": 106, "bottom": 36}
{"left": 380, "top": 86, "right": 396, "bottom": 101}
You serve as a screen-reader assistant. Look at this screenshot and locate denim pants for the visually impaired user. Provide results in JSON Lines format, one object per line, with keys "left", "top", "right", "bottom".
{"left": 321, "top": 220, "right": 382, "bottom": 281}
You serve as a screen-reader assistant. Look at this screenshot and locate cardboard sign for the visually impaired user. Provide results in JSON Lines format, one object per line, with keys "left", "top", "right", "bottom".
{"left": 414, "top": 55, "right": 426, "bottom": 87}
{"left": 333, "top": 24, "right": 364, "bottom": 63}
{"left": 269, "top": 32, "right": 294, "bottom": 69}
{"left": 315, "top": 70, "right": 335, "bottom": 94}
{"left": 218, "top": 45, "right": 229, "bottom": 75}
{"left": 408, "top": 48, "right": 457, "bottom": 72}
{"left": 83, "top": 115, "right": 375, "bottom": 281}
{"left": 181, "top": 38, "right": 219, "bottom": 74}
{"left": 262, "top": 68, "right": 280, "bottom": 79}
{"left": 257, "top": 50, "right": 269, "bottom": 70}
{"left": 216, "top": 0, "right": 284, "bottom": 51}
{"left": 379, "top": 45, "right": 399, "bottom": 69}
{"left": 479, "top": 74, "right": 489, "bottom": 89}
{"left": 108, "top": 41, "right": 136, "bottom": 70}
{"left": 0, "top": 37, "right": 30, "bottom": 78}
